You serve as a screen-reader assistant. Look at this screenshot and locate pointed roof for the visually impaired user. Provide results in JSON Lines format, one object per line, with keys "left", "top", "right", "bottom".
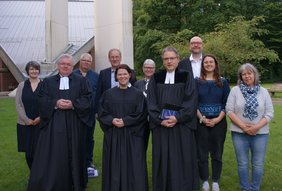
{"left": 0, "top": 0, "right": 94, "bottom": 81}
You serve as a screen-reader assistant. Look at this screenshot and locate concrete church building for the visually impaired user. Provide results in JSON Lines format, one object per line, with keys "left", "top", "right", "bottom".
{"left": 0, "top": 0, "right": 133, "bottom": 93}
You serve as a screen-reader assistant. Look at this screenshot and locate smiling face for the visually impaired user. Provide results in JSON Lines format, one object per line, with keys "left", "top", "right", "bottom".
{"left": 241, "top": 69, "right": 255, "bottom": 87}
{"left": 79, "top": 55, "right": 92, "bottom": 72}
{"left": 143, "top": 63, "right": 155, "bottom": 79}
{"left": 162, "top": 51, "right": 179, "bottom": 72}
{"left": 116, "top": 68, "right": 131, "bottom": 89}
{"left": 203, "top": 56, "right": 216, "bottom": 74}
{"left": 109, "top": 50, "right": 121, "bottom": 69}
{"left": 189, "top": 36, "right": 203, "bottom": 55}
{"left": 28, "top": 66, "right": 40, "bottom": 79}
{"left": 58, "top": 57, "right": 73, "bottom": 77}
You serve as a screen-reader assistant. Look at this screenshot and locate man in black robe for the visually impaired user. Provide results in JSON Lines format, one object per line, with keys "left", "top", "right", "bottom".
{"left": 28, "top": 54, "right": 92, "bottom": 191}
{"left": 98, "top": 64, "right": 148, "bottom": 191}
{"left": 147, "top": 47, "right": 199, "bottom": 191}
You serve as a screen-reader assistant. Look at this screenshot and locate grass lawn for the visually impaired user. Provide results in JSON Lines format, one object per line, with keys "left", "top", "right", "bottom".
{"left": 0, "top": 97, "right": 281, "bottom": 191}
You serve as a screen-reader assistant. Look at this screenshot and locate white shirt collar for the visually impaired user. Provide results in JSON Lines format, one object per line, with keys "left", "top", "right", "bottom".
{"left": 117, "top": 82, "right": 132, "bottom": 88}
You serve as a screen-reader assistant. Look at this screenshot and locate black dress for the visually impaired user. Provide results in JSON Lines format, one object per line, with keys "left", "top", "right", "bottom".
{"left": 27, "top": 74, "right": 92, "bottom": 191}
{"left": 98, "top": 86, "right": 148, "bottom": 191}
{"left": 17, "top": 80, "right": 42, "bottom": 169}
{"left": 147, "top": 69, "right": 199, "bottom": 191}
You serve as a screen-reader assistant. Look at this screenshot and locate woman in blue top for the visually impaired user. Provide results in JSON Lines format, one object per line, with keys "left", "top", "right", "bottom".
{"left": 196, "top": 54, "right": 230, "bottom": 191}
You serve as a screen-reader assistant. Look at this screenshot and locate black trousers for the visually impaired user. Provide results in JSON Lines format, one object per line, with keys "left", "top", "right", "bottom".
{"left": 86, "top": 121, "right": 96, "bottom": 166}
{"left": 196, "top": 117, "right": 227, "bottom": 182}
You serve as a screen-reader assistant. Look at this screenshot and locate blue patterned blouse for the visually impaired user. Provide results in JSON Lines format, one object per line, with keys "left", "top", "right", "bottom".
{"left": 196, "top": 77, "right": 230, "bottom": 118}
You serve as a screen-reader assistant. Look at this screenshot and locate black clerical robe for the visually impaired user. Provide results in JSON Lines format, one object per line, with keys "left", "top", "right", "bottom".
{"left": 147, "top": 69, "right": 199, "bottom": 191}
{"left": 27, "top": 73, "right": 92, "bottom": 191}
{"left": 98, "top": 86, "right": 148, "bottom": 191}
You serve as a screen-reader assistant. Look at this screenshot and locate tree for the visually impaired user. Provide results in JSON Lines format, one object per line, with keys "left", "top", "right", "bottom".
{"left": 260, "top": 2, "right": 282, "bottom": 81}
{"left": 134, "top": 29, "right": 194, "bottom": 73}
{"left": 203, "top": 16, "right": 279, "bottom": 81}
{"left": 133, "top": 0, "right": 281, "bottom": 81}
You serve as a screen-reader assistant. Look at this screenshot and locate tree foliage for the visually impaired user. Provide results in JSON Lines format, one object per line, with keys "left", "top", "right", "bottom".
{"left": 134, "top": 29, "right": 194, "bottom": 73}
{"left": 133, "top": 0, "right": 282, "bottom": 81}
{"left": 203, "top": 16, "right": 279, "bottom": 81}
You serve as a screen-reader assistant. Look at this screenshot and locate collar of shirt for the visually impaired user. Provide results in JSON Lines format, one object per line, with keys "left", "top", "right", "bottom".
{"left": 117, "top": 83, "right": 132, "bottom": 88}
{"left": 189, "top": 54, "right": 203, "bottom": 63}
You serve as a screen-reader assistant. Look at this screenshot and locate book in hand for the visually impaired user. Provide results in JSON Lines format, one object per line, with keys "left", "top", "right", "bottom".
{"left": 161, "top": 103, "right": 183, "bottom": 120}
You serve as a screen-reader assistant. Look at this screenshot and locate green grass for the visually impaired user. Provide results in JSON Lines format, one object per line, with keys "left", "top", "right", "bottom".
{"left": 0, "top": 98, "right": 281, "bottom": 190}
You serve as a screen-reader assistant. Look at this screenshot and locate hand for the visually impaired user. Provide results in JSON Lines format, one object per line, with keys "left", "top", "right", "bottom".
{"left": 244, "top": 124, "right": 259, "bottom": 135}
{"left": 26, "top": 119, "right": 33, "bottom": 126}
{"left": 56, "top": 99, "right": 73, "bottom": 110}
{"left": 112, "top": 118, "right": 124, "bottom": 128}
{"left": 32, "top": 117, "right": 40, "bottom": 125}
{"left": 161, "top": 116, "right": 177, "bottom": 128}
{"left": 204, "top": 117, "right": 220, "bottom": 127}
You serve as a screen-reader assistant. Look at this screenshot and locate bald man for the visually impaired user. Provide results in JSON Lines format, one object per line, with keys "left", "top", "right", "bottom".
{"left": 178, "top": 36, "right": 203, "bottom": 78}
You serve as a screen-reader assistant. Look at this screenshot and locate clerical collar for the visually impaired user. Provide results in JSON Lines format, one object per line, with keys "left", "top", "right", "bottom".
{"left": 59, "top": 75, "right": 69, "bottom": 90}
{"left": 165, "top": 71, "right": 175, "bottom": 84}
{"left": 117, "top": 83, "right": 132, "bottom": 88}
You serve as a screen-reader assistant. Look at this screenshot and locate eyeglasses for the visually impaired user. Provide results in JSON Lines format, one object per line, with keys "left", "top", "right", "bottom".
{"left": 59, "top": 63, "right": 73, "bottom": 67}
{"left": 163, "top": 57, "right": 177, "bottom": 61}
{"left": 81, "top": 59, "right": 92, "bottom": 63}
{"left": 144, "top": 66, "right": 155, "bottom": 70}
{"left": 190, "top": 42, "right": 203, "bottom": 45}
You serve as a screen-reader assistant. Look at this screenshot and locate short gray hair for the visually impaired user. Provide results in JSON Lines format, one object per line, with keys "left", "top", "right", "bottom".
{"left": 80, "top": 53, "right": 92, "bottom": 61}
{"left": 143, "top": 59, "right": 155, "bottom": 67}
{"left": 108, "top": 48, "right": 122, "bottom": 58}
{"left": 237, "top": 63, "right": 260, "bottom": 85}
{"left": 56, "top": 54, "right": 73, "bottom": 65}
{"left": 161, "top": 46, "right": 179, "bottom": 59}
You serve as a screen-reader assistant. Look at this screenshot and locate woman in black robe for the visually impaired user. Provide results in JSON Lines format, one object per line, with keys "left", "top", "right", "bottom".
{"left": 147, "top": 47, "right": 199, "bottom": 191}
{"left": 98, "top": 64, "right": 148, "bottom": 191}
{"left": 27, "top": 54, "right": 92, "bottom": 191}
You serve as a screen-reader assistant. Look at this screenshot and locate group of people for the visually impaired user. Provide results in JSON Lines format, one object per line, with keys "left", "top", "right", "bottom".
{"left": 16, "top": 35, "right": 274, "bottom": 191}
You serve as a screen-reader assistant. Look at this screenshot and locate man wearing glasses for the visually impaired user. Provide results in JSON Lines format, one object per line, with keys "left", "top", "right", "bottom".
{"left": 147, "top": 47, "right": 199, "bottom": 191}
{"left": 73, "top": 53, "right": 99, "bottom": 178}
{"left": 178, "top": 36, "right": 203, "bottom": 78}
